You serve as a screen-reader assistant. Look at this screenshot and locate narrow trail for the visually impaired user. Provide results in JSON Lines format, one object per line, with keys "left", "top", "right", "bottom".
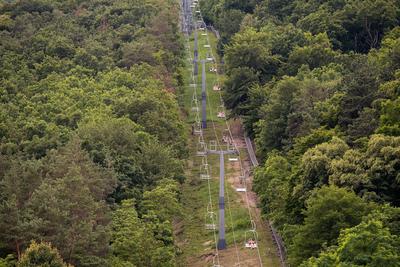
{"left": 176, "top": 0, "right": 282, "bottom": 266}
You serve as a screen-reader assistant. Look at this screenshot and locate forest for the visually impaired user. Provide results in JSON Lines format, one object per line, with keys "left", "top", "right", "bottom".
{"left": 200, "top": 0, "right": 400, "bottom": 266}
{"left": 1, "top": 0, "right": 400, "bottom": 266}
{"left": 0, "top": 0, "right": 187, "bottom": 266}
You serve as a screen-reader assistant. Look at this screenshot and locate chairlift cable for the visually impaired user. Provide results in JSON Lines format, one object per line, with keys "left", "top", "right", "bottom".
{"left": 199, "top": 12, "right": 264, "bottom": 267}
{"left": 184, "top": 15, "right": 221, "bottom": 265}
{"left": 195, "top": 7, "right": 242, "bottom": 267}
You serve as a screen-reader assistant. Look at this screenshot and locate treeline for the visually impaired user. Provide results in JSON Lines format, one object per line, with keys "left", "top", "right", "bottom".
{"left": 0, "top": 0, "right": 186, "bottom": 266}
{"left": 202, "top": 0, "right": 400, "bottom": 266}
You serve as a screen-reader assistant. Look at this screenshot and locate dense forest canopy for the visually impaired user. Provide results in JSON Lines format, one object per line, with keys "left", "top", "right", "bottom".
{"left": 0, "top": 0, "right": 187, "bottom": 266}
{"left": 201, "top": 0, "right": 400, "bottom": 266}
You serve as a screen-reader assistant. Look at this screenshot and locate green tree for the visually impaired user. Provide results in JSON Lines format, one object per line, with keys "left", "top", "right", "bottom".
{"left": 303, "top": 219, "right": 400, "bottom": 267}
{"left": 378, "top": 97, "right": 400, "bottom": 136}
{"left": 27, "top": 139, "right": 115, "bottom": 266}
{"left": 286, "top": 64, "right": 343, "bottom": 142}
{"left": 78, "top": 116, "right": 184, "bottom": 201}
{"left": 255, "top": 77, "right": 299, "bottom": 158}
{"left": 141, "top": 180, "right": 181, "bottom": 247}
{"left": 110, "top": 199, "right": 155, "bottom": 267}
{"left": 18, "top": 241, "right": 70, "bottom": 267}
{"left": 296, "top": 137, "right": 348, "bottom": 194}
{"left": 223, "top": 67, "right": 259, "bottom": 117}
{"left": 253, "top": 153, "right": 291, "bottom": 228}
{"left": 297, "top": 7, "right": 346, "bottom": 49}
{"left": 224, "top": 27, "right": 281, "bottom": 81}
{"left": 327, "top": 135, "right": 400, "bottom": 205}
{"left": 342, "top": 0, "right": 399, "bottom": 52}
{"left": 288, "top": 127, "right": 338, "bottom": 160}
{"left": 0, "top": 157, "right": 43, "bottom": 258}
{"left": 338, "top": 55, "right": 380, "bottom": 138}
{"left": 257, "top": 0, "right": 294, "bottom": 21}
{"left": 286, "top": 33, "right": 338, "bottom": 75}
{"left": 0, "top": 254, "right": 15, "bottom": 267}
{"left": 289, "top": 186, "right": 372, "bottom": 266}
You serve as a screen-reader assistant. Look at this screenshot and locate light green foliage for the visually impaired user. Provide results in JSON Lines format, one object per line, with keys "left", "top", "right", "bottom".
{"left": 296, "top": 137, "right": 348, "bottom": 195}
{"left": 371, "top": 27, "right": 400, "bottom": 81}
{"left": 142, "top": 179, "right": 182, "bottom": 223}
{"left": 296, "top": 7, "right": 346, "bottom": 48}
{"left": 378, "top": 97, "right": 400, "bottom": 136}
{"left": 253, "top": 153, "right": 291, "bottom": 228}
{"left": 18, "top": 241, "right": 70, "bottom": 267}
{"left": 329, "top": 149, "right": 370, "bottom": 192}
{"left": 199, "top": 0, "right": 258, "bottom": 51}
{"left": 110, "top": 181, "right": 182, "bottom": 267}
{"left": 286, "top": 65, "right": 343, "bottom": 140}
{"left": 110, "top": 199, "right": 153, "bottom": 267}
{"left": 260, "top": 22, "right": 307, "bottom": 59}
{"left": 0, "top": 256, "right": 15, "bottom": 267}
{"left": 289, "top": 186, "right": 372, "bottom": 266}
{"left": 328, "top": 135, "right": 400, "bottom": 205}
{"left": 288, "top": 127, "right": 338, "bottom": 160}
{"left": 303, "top": 219, "right": 400, "bottom": 267}
{"left": 255, "top": 65, "right": 343, "bottom": 159}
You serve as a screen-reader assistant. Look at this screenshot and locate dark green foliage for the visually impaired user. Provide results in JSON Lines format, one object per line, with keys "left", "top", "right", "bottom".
{"left": 222, "top": 67, "right": 259, "bottom": 117}
{"left": 0, "top": 0, "right": 186, "bottom": 265}
{"left": 303, "top": 218, "right": 400, "bottom": 267}
{"left": 289, "top": 186, "right": 372, "bottom": 266}
{"left": 338, "top": 56, "right": 380, "bottom": 134}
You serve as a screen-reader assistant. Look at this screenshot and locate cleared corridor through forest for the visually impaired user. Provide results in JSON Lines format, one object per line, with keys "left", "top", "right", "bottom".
{"left": 177, "top": 0, "right": 282, "bottom": 266}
